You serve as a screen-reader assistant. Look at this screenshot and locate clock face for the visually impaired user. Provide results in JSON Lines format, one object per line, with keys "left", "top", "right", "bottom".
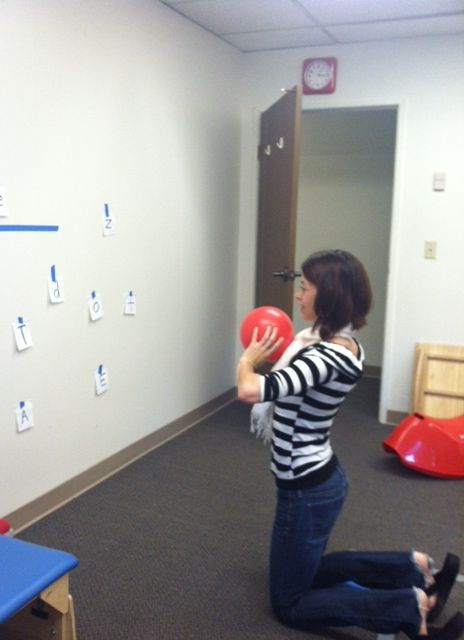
{"left": 302, "top": 57, "right": 337, "bottom": 95}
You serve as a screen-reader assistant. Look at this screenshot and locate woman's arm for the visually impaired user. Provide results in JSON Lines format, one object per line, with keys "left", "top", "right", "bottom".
{"left": 236, "top": 326, "right": 283, "bottom": 404}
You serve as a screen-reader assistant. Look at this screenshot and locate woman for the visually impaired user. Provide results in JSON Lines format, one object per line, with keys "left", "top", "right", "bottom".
{"left": 236, "top": 249, "right": 462, "bottom": 639}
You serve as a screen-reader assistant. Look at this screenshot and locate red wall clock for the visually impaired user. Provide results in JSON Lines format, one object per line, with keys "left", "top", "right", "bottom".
{"left": 302, "top": 57, "right": 337, "bottom": 95}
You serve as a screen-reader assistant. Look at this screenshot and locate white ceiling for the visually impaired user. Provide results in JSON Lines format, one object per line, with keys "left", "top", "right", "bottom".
{"left": 160, "top": 0, "right": 464, "bottom": 52}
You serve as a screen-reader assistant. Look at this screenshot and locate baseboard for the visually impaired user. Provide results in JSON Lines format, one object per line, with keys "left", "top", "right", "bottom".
{"left": 385, "top": 409, "right": 408, "bottom": 425}
{"left": 363, "top": 365, "right": 381, "bottom": 379}
{"left": 8, "top": 388, "right": 236, "bottom": 533}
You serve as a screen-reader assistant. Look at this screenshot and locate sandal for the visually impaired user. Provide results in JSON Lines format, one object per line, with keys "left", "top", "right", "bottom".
{"left": 426, "top": 554, "right": 460, "bottom": 622}
{"left": 424, "top": 612, "right": 464, "bottom": 640}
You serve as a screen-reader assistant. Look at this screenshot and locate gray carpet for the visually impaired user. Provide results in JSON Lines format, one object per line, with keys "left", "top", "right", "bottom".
{"left": 19, "top": 378, "right": 463, "bottom": 639}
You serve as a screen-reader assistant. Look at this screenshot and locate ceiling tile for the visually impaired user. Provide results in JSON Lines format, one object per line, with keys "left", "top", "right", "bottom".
{"left": 223, "top": 27, "right": 333, "bottom": 52}
{"left": 161, "top": 0, "right": 198, "bottom": 4}
{"left": 328, "top": 13, "right": 464, "bottom": 42}
{"left": 167, "top": 0, "right": 316, "bottom": 34}
{"left": 298, "top": 0, "right": 464, "bottom": 24}
{"left": 160, "top": 0, "right": 464, "bottom": 51}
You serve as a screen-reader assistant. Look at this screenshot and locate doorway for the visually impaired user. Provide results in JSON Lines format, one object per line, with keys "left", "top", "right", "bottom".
{"left": 292, "top": 107, "right": 397, "bottom": 377}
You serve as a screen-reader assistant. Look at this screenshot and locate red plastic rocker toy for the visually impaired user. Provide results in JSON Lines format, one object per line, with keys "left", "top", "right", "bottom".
{"left": 383, "top": 413, "right": 464, "bottom": 478}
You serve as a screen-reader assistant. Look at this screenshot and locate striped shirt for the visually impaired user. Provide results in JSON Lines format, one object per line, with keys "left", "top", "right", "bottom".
{"left": 259, "top": 341, "right": 364, "bottom": 483}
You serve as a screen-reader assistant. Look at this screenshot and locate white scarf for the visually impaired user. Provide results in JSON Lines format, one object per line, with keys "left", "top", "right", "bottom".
{"left": 250, "top": 325, "right": 355, "bottom": 444}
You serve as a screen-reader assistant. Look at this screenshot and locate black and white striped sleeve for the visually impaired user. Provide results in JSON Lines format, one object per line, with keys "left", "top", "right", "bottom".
{"left": 260, "top": 353, "right": 332, "bottom": 402}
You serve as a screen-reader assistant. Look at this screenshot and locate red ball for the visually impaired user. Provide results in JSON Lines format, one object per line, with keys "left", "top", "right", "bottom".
{"left": 0, "top": 519, "right": 11, "bottom": 535}
{"left": 240, "top": 306, "right": 294, "bottom": 362}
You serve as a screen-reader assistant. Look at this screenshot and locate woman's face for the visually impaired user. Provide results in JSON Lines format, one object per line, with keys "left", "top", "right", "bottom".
{"left": 295, "top": 275, "right": 317, "bottom": 322}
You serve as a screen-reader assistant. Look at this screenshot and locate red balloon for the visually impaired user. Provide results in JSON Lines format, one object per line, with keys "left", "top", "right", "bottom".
{"left": 240, "top": 306, "right": 294, "bottom": 362}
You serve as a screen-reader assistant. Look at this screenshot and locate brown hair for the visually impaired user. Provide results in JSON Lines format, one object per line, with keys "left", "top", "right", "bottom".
{"left": 301, "top": 249, "right": 372, "bottom": 340}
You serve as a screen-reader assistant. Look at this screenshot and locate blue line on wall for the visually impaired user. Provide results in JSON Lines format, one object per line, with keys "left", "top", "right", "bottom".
{"left": 0, "top": 225, "right": 59, "bottom": 232}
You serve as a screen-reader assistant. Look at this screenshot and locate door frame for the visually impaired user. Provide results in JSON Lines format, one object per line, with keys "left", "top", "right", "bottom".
{"left": 237, "top": 95, "right": 406, "bottom": 425}
{"left": 299, "top": 96, "right": 407, "bottom": 424}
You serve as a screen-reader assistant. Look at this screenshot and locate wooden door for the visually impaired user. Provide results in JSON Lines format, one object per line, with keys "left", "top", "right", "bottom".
{"left": 255, "top": 86, "right": 302, "bottom": 317}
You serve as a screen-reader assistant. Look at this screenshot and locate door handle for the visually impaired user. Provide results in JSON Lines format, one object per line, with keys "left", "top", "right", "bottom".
{"left": 272, "top": 268, "right": 301, "bottom": 283}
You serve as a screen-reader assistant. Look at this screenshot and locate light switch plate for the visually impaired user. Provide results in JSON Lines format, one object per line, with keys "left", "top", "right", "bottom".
{"left": 433, "top": 172, "right": 446, "bottom": 191}
{"left": 424, "top": 241, "right": 437, "bottom": 259}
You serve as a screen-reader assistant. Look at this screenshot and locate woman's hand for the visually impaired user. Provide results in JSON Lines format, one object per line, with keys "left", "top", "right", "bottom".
{"left": 236, "top": 326, "right": 284, "bottom": 404}
{"left": 241, "top": 326, "right": 284, "bottom": 369}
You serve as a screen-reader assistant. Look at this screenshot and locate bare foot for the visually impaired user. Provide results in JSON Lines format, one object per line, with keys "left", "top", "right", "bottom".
{"left": 416, "top": 588, "right": 438, "bottom": 636}
{"left": 414, "top": 551, "right": 436, "bottom": 588}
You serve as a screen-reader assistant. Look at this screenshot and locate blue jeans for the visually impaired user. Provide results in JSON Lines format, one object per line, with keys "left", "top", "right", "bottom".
{"left": 270, "top": 463, "right": 424, "bottom": 637}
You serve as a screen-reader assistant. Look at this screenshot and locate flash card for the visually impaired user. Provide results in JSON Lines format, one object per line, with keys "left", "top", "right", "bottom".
{"left": 0, "top": 186, "right": 10, "bottom": 217}
{"left": 16, "top": 400, "right": 34, "bottom": 432}
{"left": 95, "top": 364, "right": 109, "bottom": 395}
{"left": 13, "top": 317, "right": 33, "bottom": 351}
{"left": 124, "top": 291, "right": 136, "bottom": 315}
{"left": 88, "top": 291, "right": 104, "bottom": 321}
{"left": 103, "top": 203, "right": 115, "bottom": 236}
{"left": 48, "top": 265, "right": 65, "bottom": 303}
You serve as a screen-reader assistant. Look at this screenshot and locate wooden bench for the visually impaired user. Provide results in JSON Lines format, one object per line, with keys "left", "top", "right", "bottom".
{"left": 0, "top": 536, "right": 79, "bottom": 639}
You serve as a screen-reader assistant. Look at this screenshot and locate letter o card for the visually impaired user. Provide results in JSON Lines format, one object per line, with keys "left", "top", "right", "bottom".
{"left": 88, "top": 291, "right": 104, "bottom": 321}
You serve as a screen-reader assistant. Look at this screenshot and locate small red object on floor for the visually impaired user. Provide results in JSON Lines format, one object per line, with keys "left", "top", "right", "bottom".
{"left": 383, "top": 413, "right": 464, "bottom": 478}
{"left": 0, "top": 519, "right": 11, "bottom": 535}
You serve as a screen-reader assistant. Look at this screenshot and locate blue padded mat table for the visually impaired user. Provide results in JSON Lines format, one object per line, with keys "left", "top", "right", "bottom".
{"left": 0, "top": 536, "right": 79, "bottom": 623}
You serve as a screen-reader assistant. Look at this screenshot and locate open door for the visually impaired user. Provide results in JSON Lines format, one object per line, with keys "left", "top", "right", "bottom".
{"left": 255, "top": 86, "right": 302, "bottom": 317}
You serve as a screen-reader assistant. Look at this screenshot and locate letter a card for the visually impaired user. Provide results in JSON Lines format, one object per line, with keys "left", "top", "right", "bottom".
{"left": 16, "top": 400, "right": 34, "bottom": 432}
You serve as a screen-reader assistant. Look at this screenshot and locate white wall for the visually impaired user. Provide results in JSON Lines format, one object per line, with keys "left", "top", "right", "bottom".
{"left": 2, "top": 4, "right": 463, "bottom": 517}
{"left": 0, "top": 0, "right": 242, "bottom": 515}
{"left": 236, "top": 34, "right": 464, "bottom": 422}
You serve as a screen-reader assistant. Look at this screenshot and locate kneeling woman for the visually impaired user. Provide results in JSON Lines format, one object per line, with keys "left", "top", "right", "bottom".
{"left": 236, "top": 249, "right": 462, "bottom": 640}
